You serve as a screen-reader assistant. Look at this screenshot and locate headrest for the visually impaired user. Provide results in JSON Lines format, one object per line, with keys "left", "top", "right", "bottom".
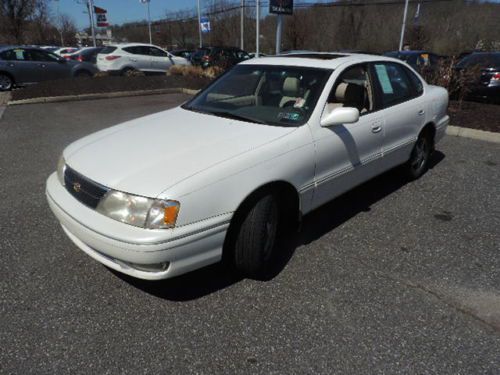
{"left": 335, "top": 82, "right": 364, "bottom": 106}
{"left": 282, "top": 77, "right": 300, "bottom": 97}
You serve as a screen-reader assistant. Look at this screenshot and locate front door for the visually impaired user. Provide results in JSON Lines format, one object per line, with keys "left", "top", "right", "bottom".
{"left": 149, "top": 47, "right": 173, "bottom": 72}
{"left": 311, "top": 63, "right": 385, "bottom": 209}
{"left": 27, "top": 49, "right": 71, "bottom": 82}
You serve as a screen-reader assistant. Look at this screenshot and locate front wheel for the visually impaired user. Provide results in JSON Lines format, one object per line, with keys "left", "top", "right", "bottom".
{"left": 0, "top": 73, "right": 13, "bottom": 91}
{"left": 233, "top": 194, "right": 280, "bottom": 279}
{"left": 404, "top": 132, "right": 432, "bottom": 180}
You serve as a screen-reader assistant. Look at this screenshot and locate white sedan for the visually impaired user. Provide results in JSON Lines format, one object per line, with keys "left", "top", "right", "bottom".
{"left": 46, "top": 53, "right": 449, "bottom": 280}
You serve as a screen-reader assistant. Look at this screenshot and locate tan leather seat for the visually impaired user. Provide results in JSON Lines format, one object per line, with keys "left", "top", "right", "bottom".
{"left": 279, "top": 77, "right": 301, "bottom": 107}
{"left": 327, "top": 82, "right": 367, "bottom": 113}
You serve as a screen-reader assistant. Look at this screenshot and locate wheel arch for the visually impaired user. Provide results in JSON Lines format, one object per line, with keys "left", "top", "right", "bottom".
{"left": 0, "top": 70, "right": 15, "bottom": 86}
{"left": 222, "top": 180, "right": 301, "bottom": 260}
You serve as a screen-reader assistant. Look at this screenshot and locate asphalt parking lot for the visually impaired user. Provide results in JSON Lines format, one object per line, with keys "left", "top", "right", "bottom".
{"left": 1, "top": 94, "right": 499, "bottom": 374}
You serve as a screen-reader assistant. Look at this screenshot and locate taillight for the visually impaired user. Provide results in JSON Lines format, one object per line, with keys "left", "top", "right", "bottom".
{"left": 202, "top": 55, "right": 211, "bottom": 62}
{"left": 105, "top": 55, "right": 121, "bottom": 61}
{"left": 492, "top": 72, "right": 500, "bottom": 81}
{"left": 77, "top": 56, "right": 83, "bottom": 62}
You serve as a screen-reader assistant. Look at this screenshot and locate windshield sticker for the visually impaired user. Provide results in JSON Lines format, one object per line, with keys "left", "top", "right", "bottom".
{"left": 294, "top": 98, "right": 306, "bottom": 108}
{"left": 374, "top": 64, "right": 394, "bottom": 94}
{"left": 278, "top": 112, "right": 301, "bottom": 121}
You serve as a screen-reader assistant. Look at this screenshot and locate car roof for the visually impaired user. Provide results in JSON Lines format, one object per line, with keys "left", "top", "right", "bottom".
{"left": 109, "top": 43, "right": 159, "bottom": 48}
{"left": 240, "top": 53, "right": 403, "bottom": 70}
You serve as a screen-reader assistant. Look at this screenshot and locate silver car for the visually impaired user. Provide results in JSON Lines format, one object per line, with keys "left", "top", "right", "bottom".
{"left": 0, "top": 46, "right": 98, "bottom": 91}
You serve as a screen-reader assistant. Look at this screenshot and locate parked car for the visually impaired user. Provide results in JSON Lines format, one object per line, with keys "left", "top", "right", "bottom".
{"left": 454, "top": 51, "right": 500, "bottom": 102}
{"left": 0, "top": 46, "right": 98, "bottom": 91}
{"left": 68, "top": 47, "right": 104, "bottom": 64}
{"left": 170, "top": 49, "right": 194, "bottom": 60}
{"left": 96, "top": 43, "right": 190, "bottom": 75}
{"left": 190, "top": 46, "right": 250, "bottom": 68}
{"left": 53, "top": 47, "right": 79, "bottom": 56}
{"left": 383, "top": 50, "right": 443, "bottom": 72}
{"left": 47, "top": 53, "right": 449, "bottom": 281}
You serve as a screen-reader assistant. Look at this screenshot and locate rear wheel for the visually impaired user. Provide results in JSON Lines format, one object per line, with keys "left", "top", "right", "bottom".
{"left": 233, "top": 194, "right": 280, "bottom": 278}
{"left": 0, "top": 73, "right": 13, "bottom": 91}
{"left": 404, "top": 131, "right": 432, "bottom": 180}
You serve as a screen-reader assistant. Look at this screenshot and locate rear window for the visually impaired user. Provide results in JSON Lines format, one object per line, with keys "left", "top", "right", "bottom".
{"left": 100, "top": 46, "right": 117, "bottom": 54}
{"left": 457, "top": 53, "right": 500, "bottom": 68}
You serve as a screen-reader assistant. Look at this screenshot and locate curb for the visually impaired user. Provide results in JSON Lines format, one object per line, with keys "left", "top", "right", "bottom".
{"left": 7, "top": 87, "right": 200, "bottom": 106}
{"left": 446, "top": 125, "right": 500, "bottom": 144}
{"left": 0, "top": 105, "right": 5, "bottom": 122}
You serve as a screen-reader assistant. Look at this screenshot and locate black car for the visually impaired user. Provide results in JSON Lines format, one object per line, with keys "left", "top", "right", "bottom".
{"left": 455, "top": 52, "right": 500, "bottom": 102}
{"left": 191, "top": 47, "right": 250, "bottom": 69}
{"left": 383, "top": 50, "right": 443, "bottom": 72}
{"left": 68, "top": 47, "right": 104, "bottom": 64}
{"left": 170, "top": 49, "right": 194, "bottom": 60}
{"left": 0, "top": 46, "right": 98, "bottom": 91}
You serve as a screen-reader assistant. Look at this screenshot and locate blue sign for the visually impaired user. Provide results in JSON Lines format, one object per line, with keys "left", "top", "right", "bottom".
{"left": 200, "top": 17, "right": 211, "bottom": 33}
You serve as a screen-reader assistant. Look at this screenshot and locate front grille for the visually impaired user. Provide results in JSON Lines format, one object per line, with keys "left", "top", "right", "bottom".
{"left": 64, "top": 166, "right": 109, "bottom": 209}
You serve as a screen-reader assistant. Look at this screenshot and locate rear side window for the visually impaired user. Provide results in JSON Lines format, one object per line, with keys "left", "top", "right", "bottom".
{"left": 100, "top": 46, "right": 117, "bottom": 54}
{"left": 123, "top": 46, "right": 150, "bottom": 55}
{"left": 403, "top": 66, "right": 424, "bottom": 96}
{"left": 0, "top": 49, "right": 28, "bottom": 61}
{"left": 373, "top": 62, "right": 413, "bottom": 108}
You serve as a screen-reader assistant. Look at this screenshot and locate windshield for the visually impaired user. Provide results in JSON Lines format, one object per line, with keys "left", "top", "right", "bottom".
{"left": 183, "top": 65, "right": 332, "bottom": 127}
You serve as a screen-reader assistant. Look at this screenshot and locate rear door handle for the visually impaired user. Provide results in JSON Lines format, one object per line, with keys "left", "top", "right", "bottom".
{"left": 371, "top": 125, "right": 382, "bottom": 133}
{"left": 418, "top": 109, "right": 425, "bottom": 116}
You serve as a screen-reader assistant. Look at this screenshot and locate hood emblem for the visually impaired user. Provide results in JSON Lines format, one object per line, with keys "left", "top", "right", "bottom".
{"left": 73, "top": 182, "right": 81, "bottom": 193}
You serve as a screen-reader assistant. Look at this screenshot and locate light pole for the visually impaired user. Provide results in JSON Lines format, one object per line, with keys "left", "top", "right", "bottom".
{"left": 197, "top": 0, "right": 203, "bottom": 48}
{"left": 87, "top": 0, "right": 97, "bottom": 47}
{"left": 398, "top": 0, "right": 410, "bottom": 51}
{"left": 241, "top": 0, "right": 244, "bottom": 50}
{"left": 255, "top": 0, "right": 260, "bottom": 57}
{"left": 141, "top": 0, "right": 152, "bottom": 44}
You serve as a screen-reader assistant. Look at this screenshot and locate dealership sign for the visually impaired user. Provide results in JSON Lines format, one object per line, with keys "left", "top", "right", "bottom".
{"left": 200, "top": 17, "right": 211, "bottom": 33}
{"left": 269, "top": 0, "right": 293, "bottom": 15}
{"left": 94, "top": 6, "right": 109, "bottom": 27}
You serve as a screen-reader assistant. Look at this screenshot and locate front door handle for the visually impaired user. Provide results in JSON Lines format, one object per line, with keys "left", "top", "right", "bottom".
{"left": 418, "top": 109, "right": 425, "bottom": 116}
{"left": 371, "top": 125, "right": 382, "bottom": 133}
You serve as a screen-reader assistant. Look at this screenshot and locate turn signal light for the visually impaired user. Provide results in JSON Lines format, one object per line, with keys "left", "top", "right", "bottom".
{"left": 164, "top": 203, "right": 180, "bottom": 227}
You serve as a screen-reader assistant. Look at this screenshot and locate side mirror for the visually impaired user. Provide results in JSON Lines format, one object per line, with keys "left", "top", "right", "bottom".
{"left": 320, "top": 107, "right": 360, "bottom": 127}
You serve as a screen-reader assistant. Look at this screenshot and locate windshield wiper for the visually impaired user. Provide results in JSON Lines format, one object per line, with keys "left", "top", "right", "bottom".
{"left": 209, "top": 111, "right": 268, "bottom": 125}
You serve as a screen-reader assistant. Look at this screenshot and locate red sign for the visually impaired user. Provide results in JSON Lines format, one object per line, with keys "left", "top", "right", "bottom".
{"left": 94, "top": 6, "right": 109, "bottom": 27}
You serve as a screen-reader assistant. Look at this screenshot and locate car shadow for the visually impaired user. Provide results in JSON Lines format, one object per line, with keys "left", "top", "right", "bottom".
{"left": 113, "top": 151, "right": 445, "bottom": 301}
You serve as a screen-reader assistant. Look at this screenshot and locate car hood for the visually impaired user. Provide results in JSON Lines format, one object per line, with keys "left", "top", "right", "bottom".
{"left": 64, "top": 107, "right": 296, "bottom": 198}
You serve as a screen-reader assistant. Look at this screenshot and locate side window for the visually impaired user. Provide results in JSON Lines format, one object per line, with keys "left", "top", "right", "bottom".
{"left": 373, "top": 62, "right": 413, "bottom": 108}
{"left": 149, "top": 47, "right": 168, "bottom": 57}
{"left": 123, "top": 46, "right": 149, "bottom": 56}
{"left": 1, "top": 49, "right": 28, "bottom": 61}
{"left": 28, "top": 50, "right": 58, "bottom": 62}
{"left": 327, "top": 64, "right": 374, "bottom": 114}
{"left": 403, "top": 66, "right": 424, "bottom": 97}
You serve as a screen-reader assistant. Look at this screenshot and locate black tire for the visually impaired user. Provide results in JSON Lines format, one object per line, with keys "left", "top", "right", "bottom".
{"left": 75, "top": 70, "right": 92, "bottom": 78}
{"left": 0, "top": 73, "right": 13, "bottom": 91}
{"left": 233, "top": 194, "right": 280, "bottom": 278}
{"left": 121, "top": 67, "right": 136, "bottom": 76}
{"left": 404, "top": 130, "right": 433, "bottom": 180}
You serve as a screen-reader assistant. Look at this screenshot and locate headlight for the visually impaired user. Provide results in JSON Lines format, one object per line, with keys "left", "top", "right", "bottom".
{"left": 57, "top": 155, "right": 66, "bottom": 186}
{"left": 96, "top": 190, "right": 180, "bottom": 229}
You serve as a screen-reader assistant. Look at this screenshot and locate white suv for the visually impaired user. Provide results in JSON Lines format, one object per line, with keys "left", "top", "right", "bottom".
{"left": 96, "top": 43, "right": 190, "bottom": 75}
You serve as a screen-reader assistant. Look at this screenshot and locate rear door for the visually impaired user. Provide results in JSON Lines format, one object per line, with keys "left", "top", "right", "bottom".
{"left": 148, "top": 46, "right": 173, "bottom": 72}
{"left": 27, "top": 49, "right": 71, "bottom": 81}
{"left": 370, "top": 61, "right": 426, "bottom": 169}
{"left": 122, "top": 46, "right": 152, "bottom": 71}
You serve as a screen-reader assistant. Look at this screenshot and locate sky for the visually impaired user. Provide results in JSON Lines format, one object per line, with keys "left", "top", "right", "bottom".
{"left": 52, "top": 0, "right": 500, "bottom": 29}
{"left": 53, "top": 0, "right": 201, "bottom": 28}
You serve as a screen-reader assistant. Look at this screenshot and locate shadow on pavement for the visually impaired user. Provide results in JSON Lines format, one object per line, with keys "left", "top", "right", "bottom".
{"left": 115, "top": 151, "right": 445, "bottom": 301}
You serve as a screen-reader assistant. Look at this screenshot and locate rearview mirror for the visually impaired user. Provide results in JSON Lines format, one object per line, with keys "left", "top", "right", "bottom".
{"left": 320, "top": 107, "right": 360, "bottom": 127}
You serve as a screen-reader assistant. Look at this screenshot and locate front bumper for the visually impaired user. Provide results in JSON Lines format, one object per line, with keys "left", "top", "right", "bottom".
{"left": 46, "top": 173, "right": 231, "bottom": 280}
